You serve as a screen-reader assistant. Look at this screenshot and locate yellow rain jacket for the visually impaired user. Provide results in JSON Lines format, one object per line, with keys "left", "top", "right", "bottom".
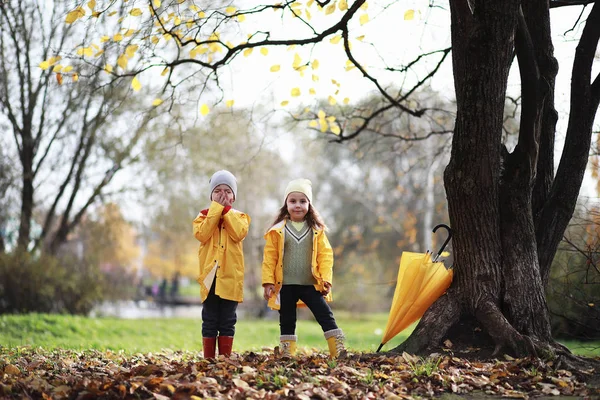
{"left": 261, "top": 220, "right": 334, "bottom": 310}
{"left": 193, "top": 201, "right": 250, "bottom": 303}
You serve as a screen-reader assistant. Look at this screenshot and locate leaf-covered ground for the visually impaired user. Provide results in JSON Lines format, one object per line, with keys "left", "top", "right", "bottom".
{"left": 1, "top": 347, "right": 598, "bottom": 399}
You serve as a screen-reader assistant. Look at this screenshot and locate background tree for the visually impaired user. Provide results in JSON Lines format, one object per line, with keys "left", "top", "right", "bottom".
{"left": 0, "top": 0, "right": 161, "bottom": 254}
{"left": 55, "top": 0, "right": 600, "bottom": 362}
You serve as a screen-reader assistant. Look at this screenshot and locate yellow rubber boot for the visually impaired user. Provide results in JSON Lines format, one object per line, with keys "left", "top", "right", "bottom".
{"left": 279, "top": 335, "right": 297, "bottom": 358}
{"left": 324, "top": 329, "right": 346, "bottom": 358}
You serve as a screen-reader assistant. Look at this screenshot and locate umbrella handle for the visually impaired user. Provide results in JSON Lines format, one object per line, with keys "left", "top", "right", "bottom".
{"left": 376, "top": 343, "right": 383, "bottom": 353}
{"left": 432, "top": 224, "right": 452, "bottom": 261}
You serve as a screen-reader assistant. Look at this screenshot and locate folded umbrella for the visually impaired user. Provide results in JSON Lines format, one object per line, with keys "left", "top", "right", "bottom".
{"left": 377, "top": 224, "right": 454, "bottom": 352}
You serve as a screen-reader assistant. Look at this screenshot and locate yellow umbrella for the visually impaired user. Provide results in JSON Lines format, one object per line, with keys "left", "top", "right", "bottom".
{"left": 377, "top": 225, "right": 454, "bottom": 352}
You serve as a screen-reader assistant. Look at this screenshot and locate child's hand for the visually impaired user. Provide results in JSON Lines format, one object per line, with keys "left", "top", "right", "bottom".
{"left": 263, "top": 284, "right": 275, "bottom": 301}
{"left": 321, "top": 281, "right": 332, "bottom": 296}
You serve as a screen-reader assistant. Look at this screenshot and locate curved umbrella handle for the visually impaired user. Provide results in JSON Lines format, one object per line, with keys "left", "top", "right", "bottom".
{"left": 432, "top": 224, "right": 452, "bottom": 262}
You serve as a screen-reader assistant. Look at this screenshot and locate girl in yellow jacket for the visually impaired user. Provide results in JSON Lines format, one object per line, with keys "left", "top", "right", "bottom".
{"left": 262, "top": 178, "right": 345, "bottom": 358}
{"left": 193, "top": 170, "right": 250, "bottom": 359}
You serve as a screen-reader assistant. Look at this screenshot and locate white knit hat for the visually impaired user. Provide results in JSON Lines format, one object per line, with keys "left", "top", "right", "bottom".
{"left": 284, "top": 178, "right": 313, "bottom": 203}
{"left": 209, "top": 170, "right": 237, "bottom": 200}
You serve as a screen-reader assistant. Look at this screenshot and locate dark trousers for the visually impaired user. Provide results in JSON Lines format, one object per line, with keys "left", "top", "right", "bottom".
{"left": 279, "top": 284, "right": 338, "bottom": 335}
{"left": 202, "top": 280, "right": 238, "bottom": 337}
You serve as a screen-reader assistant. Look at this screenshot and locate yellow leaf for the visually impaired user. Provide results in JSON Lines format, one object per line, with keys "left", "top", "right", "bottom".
{"left": 200, "top": 104, "right": 210, "bottom": 115}
{"left": 292, "top": 53, "right": 302, "bottom": 68}
{"left": 270, "top": 65, "right": 280, "bottom": 72}
{"left": 309, "top": 120, "right": 318, "bottom": 128}
{"left": 131, "top": 76, "right": 142, "bottom": 91}
{"left": 87, "top": 0, "right": 96, "bottom": 10}
{"left": 404, "top": 9, "right": 415, "bottom": 20}
{"left": 305, "top": 9, "right": 311, "bottom": 20}
{"left": 325, "top": 4, "right": 335, "bottom": 14}
{"left": 151, "top": 36, "right": 160, "bottom": 44}
{"left": 319, "top": 119, "right": 328, "bottom": 133}
{"left": 65, "top": 7, "right": 85, "bottom": 24}
{"left": 312, "top": 74, "right": 319, "bottom": 82}
{"left": 281, "top": 100, "right": 289, "bottom": 106}
{"left": 124, "top": 29, "right": 136, "bottom": 37}
{"left": 309, "top": 88, "right": 316, "bottom": 95}
{"left": 117, "top": 54, "right": 128, "bottom": 69}
{"left": 339, "top": 0, "right": 348, "bottom": 11}
{"left": 226, "top": 100, "right": 234, "bottom": 107}
{"left": 152, "top": 98, "right": 163, "bottom": 106}
{"left": 63, "top": 65, "right": 73, "bottom": 73}
{"left": 104, "top": 64, "right": 113, "bottom": 73}
{"left": 360, "top": 2, "right": 369, "bottom": 10}
{"left": 356, "top": 35, "right": 365, "bottom": 41}
{"left": 39, "top": 61, "right": 50, "bottom": 70}
{"left": 359, "top": 13, "right": 369, "bottom": 25}
{"left": 108, "top": 11, "right": 117, "bottom": 16}
{"left": 260, "top": 48, "right": 268, "bottom": 56}
{"left": 237, "top": 14, "right": 246, "bottom": 22}
{"left": 153, "top": 0, "right": 161, "bottom": 7}
{"left": 590, "top": 303, "right": 595, "bottom": 307}
{"left": 161, "top": 67, "right": 169, "bottom": 76}
{"left": 243, "top": 48, "right": 253, "bottom": 57}
{"left": 330, "top": 124, "right": 341, "bottom": 135}
{"left": 317, "top": 110, "right": 326, "bottom": 119}
{"left": 100, "top": 35, "right": 110, "bottom": 42}
{"left": 328, "top": 96, "right": 337, "bottom": 105}
{"left": 291, "top": 88, "right": 301, "bottom": 97}
{"left": 330, "top": 35, "right": 341, "bottom": 44}
{"left": 225, "top": 6, "right": 236, "bottom": 14}
{"left": 312, "top": 59, "right": 319, "bottom": 70}
{"left": 345, "top": 60, "right": 355, "bottom": 71}
{"left": 198, "top": 11, "right": 205, "bottom": 18}
{"left": 130, "top": 8, "right": 142, "bottom": 16}
{"left": 72, "top": 73, "right": 79, "bottom": 82}
{"left": 343, "top": 97, "right": 350, "bottom": 104}
{"left": 125, "top": 44, "right": 138, "bottom": 58}
{"left": 113, "top": 33, "right": 123, "bottom": 42}
{"left": 52, "top": 64, "right": 63, "bottom": 72}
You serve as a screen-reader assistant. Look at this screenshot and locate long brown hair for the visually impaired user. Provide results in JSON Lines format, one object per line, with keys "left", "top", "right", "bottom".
{"left": 270, "top": 202, "right": 327, "bottom": 231}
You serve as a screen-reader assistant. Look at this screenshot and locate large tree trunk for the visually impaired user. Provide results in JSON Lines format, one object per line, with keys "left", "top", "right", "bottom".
{"left": 392, "top": 0, "right": 600, "bottom": 361}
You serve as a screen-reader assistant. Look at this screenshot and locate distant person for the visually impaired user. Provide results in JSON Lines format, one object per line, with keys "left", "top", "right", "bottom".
{"left": 159, "top": 278, "right": 168, "bottom": 303}
{"left": 193, "top": 170, "right": 250, "bottom": 359}
{"left": 170, "top": 271, "right": 180, "bottom": 299}
{"left": 261, "top": 178, "right": 345, "bottom": 358}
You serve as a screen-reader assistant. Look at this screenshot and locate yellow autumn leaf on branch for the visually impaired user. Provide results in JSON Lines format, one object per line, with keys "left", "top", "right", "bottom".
{"left": 292, "top": 53, "right": 302, "bottom": 68}
{"left": 117, "top": 54, "right": 128, "bottom": 69}
{"left": 328, "top": 95, "right": 337, "bottom": 105}
{"left": 63, "top": 65, "right": 73, "bottom": 73}
{"left": 291, "top": 88, "right": 301, "bottom": 97}
{"left": 309, "top": 120, "right": 318, "bottom": 128}
{"left": 65, "top": 7, "right": 85, "bottom": 24}
{"left": 343, "top": 97, "right": 350, "bottom": 104}
{"left": 131, "top": 77, "right": 142, "bottom": 91}
{"left": 225, "top": 6, "right": 236, "bottom": 14}
{"left": 104, "top": 64, "right": 113, "bottom": 73}
{"left": 312, "top": 59, "right": 319, "bottom": 70}
{"left": 153, "top": 0, "right": 161, "bottom": 8}
{"left": 270, "top": 65, "right": 280, "bottom": 72}
{"left": 52, "top": 64, "right": 62, "bottom": 72}
{"left": 226, "top": 100, "right": 234, "bottom": 107}
{"left": 152, "top": 98, "right": 163, "bottom": 106}
{"left": 72, "top": 73, "right": 79, "bottom": 82}
{"left": 404, "top": 9, "right": 415, "bottom": 20}
{"left": 100, "top": 35, "right": 110, "bottom": 43}
{"left": 309, "top": 88, "right": 316, "bottom": 95}
{"left": 260, "top": 48, "right": 268, "bottom": 56}
{"left": 200, "top": 104, "right": 210, "bottom": 115}
{"left": 130, "top": 8, "right": 142, "bottom": 16}
{"left": 87, "top": 0, "right": 96, "bottom": 10}
{"left": 125, "top": 45, "right": 138, "bottom": 58}
{"left": 330, "top": 124, "right": 341, "bottom": 135}
{"left": 325, "top": 4, "right": 335, "bottom": 14}
{"left": 39, "top": 61, "right": 50, "bottom": 70}
{"left": 113, "top": 33, "right": 123, "bottom": 42}
{"left": 360, "top": 13, "right": 369, "bottom": 25}
{"left": 360, "top": 2, "right": 369, "bottom": 10}
{"left": 281, "top": 100, "right": 289, "bottom": 106}
{"left": 243, "top": 48, "right": 253, "bottom": 57}
{"left": 237, "top": 14, "right": 246, "bottom": 22}
{"left": 330, "top": 35, "right": 341, "bottom": 44}
{"left": 339, "top": 0, "right": 348, "bottom": 11}
{"left": 312, "top": 74, "right": 319, "bottom": 82}
{"left": 319, "top": 119, "right": 328, "bottom": 133}
{"left": 317, "top": 109, "right": 326, "bottom": 119}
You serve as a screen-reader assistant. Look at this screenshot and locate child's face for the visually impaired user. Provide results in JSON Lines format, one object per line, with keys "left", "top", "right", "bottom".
{"left": 211, "top": 184, "right": 235, "bottom": 205}
{"left": 286, "top": 192, "right": 309, "bottom": 222}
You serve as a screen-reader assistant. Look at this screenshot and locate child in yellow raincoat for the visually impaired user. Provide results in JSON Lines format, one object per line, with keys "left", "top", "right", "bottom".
{"left": 193, "top": 170, "right": 250, "bottom": 358}
{"left": 262, "top": 178, "right": 345, "bottom": 358}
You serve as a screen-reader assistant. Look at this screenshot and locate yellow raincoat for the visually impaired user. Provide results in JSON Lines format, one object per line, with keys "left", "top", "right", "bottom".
{"left": 261, "top": 220, "right": 334, "bottom": 310}
{"left": 193, "top": 201, "right": 250, "bottom": 303}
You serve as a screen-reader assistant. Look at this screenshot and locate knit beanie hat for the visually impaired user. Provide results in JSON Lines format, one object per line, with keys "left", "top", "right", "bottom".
{"left": 284, "top": 178, "right": 313, "bottom": 203}
{"left": 209, "top": 170, "right": 238, "bottom": 200}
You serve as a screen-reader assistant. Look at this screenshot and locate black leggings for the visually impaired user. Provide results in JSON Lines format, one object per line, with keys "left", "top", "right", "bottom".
{"left": 279, "top": 284, "right": 338, "bottom": 335}
{"left": 202, "top": 280, "right": 238, "bottom": 337}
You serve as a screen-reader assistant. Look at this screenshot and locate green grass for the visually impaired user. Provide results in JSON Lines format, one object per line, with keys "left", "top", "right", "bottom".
{"left": 1, "top": 313, "right": 598, "bottom": 357}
